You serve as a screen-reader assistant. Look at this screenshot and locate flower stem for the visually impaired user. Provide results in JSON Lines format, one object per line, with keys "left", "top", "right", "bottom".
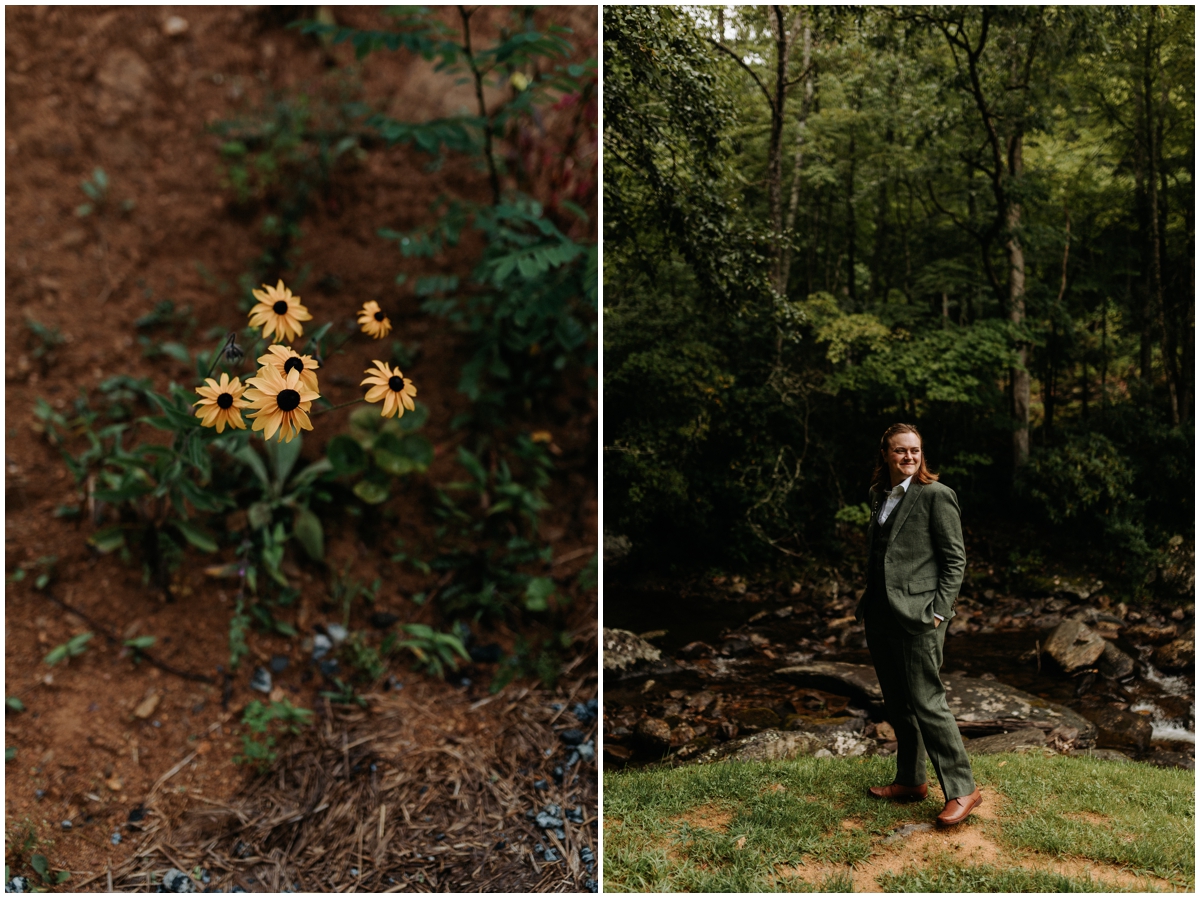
{"left": 204, "top": 332, "right": 239, "bottom": 380}
{"left": 313, "top": 398, "right": 366, "bottom": 417}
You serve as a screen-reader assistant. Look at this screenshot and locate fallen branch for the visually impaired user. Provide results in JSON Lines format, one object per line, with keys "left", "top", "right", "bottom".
{"left": 43, "top": 589, "right": 215, "bottom": 684}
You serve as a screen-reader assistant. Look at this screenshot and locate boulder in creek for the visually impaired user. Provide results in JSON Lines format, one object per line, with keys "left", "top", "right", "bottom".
{"left": 776, "top": 661, "right": 1095, "bottom": 745}
{"left": 1080, "top": 706, "right": 1153, "bottom": 754}
{"left": 1152, "top": 637, "right": 1194, "bottom": 673}
{"left": 782, "top": 715, "right": 865, "bottom": 736}
{"left": 1142, "top": 750, "right": 1195, "bottom": 771}
{"left": 1043, "top": 620, "right": 1105, "bottom": 671}
{"left": 943, "top": 673, "right": 1096, "bottom": 746}
{"left": 734, "top": 707, "right": 780, "bottom": 732}
{"left": 1123, "top": 622, "right": 1178, "bottom": 644}
{"left": 689, "top": 728, "right": 875, "bottom": 764}
{"left": 776, "top": 662, "right": 884, "bottom": 705}
{"left": 963, "top": 729, "right": 1047, "bottom": 754}
{"left": 1097, "top": 640, "right": 1136, "bottom": 680}
{"left": 635, "top": 717, "right": 672, "bottom": 754}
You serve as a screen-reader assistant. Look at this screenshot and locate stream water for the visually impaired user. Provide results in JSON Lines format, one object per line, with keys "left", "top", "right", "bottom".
{"left": 605, "top": 578, "right": 1195, "bottom": 763}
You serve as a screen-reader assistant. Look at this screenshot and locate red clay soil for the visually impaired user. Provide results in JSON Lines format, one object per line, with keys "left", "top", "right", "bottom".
{"left": 5, "top": 6, "right": 596, "bottom": 891}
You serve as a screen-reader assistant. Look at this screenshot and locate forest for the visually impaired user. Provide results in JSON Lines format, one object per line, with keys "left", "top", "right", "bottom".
{"left": 604, "top": 5, "right": 1194, "bottom": 593}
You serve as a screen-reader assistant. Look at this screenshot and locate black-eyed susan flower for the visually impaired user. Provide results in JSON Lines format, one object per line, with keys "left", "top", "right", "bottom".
{"left": 248, "top": 280, "right": 311, "bottom": 343}
{"left": 357, "top": 300, "right": 392, "bottom": 339}
{"left": 193, "top": 373, "right": 250, "bottom": 433}
{"left": 361, "top": 360, "right": 417, "bottom": 419}
{"left": 257, "top": 344, "right": 321, "bottom": 393}
{"left": 244, "top": 365, "right": 319, "bottom": 442}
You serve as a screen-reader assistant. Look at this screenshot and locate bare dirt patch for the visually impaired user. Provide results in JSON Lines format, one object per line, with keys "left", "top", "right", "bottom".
{"left": 777, "top": 789, "right": 1184, "bottom": 893}
{"left": 1065, "top": 811, "right": 1112, "bottom": 826}
{"left": 671, "top": 804, "right": 734, "bottom": 833}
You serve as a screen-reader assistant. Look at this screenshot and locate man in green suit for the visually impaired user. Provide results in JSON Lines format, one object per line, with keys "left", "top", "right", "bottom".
{"left": 854, "top": 423, "right": 982, "bottom": 827}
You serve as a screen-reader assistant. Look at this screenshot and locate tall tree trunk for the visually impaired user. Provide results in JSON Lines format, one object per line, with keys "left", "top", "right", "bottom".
{"left": 1141, "top": 8, "right": 1177, "bottom": 423}
{"left": 767, "top": 5, "right": 792, "bottom": 295}
{"left": 1006, "top": 132, "right": 1030, "bottom": 470}
{"left": 845, "top": 130, "right": 857, "bottom": 305}
{"left": 1184, "top": 179, "right": 1195, "bottom": 421}
{"left": 780, "top": 14, "right": 812, "bottom": 297}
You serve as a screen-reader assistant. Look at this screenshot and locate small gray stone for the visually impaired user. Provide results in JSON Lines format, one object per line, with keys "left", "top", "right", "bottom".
{"left": 110, "top": 831, "right": 122, "bottom": 845}
{"left": 6, "top": 876, "right": 29, "bottom": 893}
{"left": 60, "top": 820, "right": 72, "bottom": 830}
{"left": 250, "top": 667, "right": 272, "bottom": 694}
{"left": 884, "top": 822, "right": 934, "bottom": 843}
{"left": 326, "top": 624, "right": 348, "bottom": 645}
{"left": 312, "top": 634, "right": 333, "bottom": 660}
{"left": 535, "top": 811, "right": 563, "bottom": 830}
{"left": 543, "top": 847, "right": 560, "bottom": 862}
{"left": 576, "top": 741, "right": 595, "bottom": 762}
{"left": 160, "top": 868, "right": 197, "bottom": 893}
{"left": 269, "top": 655, "right": 289, "bottom": 674}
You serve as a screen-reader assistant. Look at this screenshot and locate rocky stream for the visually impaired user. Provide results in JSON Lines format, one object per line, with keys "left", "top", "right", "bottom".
{"left": 604, "top": 566, "right": 1194, "bottom": 773}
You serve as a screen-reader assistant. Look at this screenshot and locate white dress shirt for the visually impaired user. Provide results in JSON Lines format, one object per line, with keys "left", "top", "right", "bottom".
{"left": 879, "top": 475, "right": 944, "bottom": 622}
{"left": 878, "top": 474, "right": 913, "bottom": 523}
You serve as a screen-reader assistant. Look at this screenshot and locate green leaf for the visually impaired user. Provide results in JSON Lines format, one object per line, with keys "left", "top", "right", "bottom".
{"left": 124, "top": 636, "right": 156, "bottom": 650}
{"left": 266, "top": 432, "right": 302, "bottom": 491}
{"left": 248, "top": 502, "right": 273, "bottom": 530}
{"left": 524, "top": 576, "right": 556, "bottom": 612}
{"left": 353, "top": 480, "right": 390, "bottom": 505}
{"left": 395, "top": 401, "right": 430, "bottom": 432}
{"left": 373, "top": 448, "right": 416, "bottom": 477}
{"left": 6, "top": 697, "right": 25, "bottom": 712}
{"left": 5, "top": 747, "right": 14, "bottom": 761}
{"left": 326, "top": 435, "right": 367, "bottom": 476}
{"left": 174, "top": 520, "right": 218, "bottom": 553}
{"left": 293, "top": 508, "right": 324, "bottom": 561}
{"left": 44, "top": 645, "right": 68, "bottom": 666}
{"left": 399, "top": 434, "right": 434, "bottom": 471}
{"left": 88, "top": 526, "right": 127, "bottom": 554}
{"left": 231, "top": 445, "right": 271, "bottom": 489}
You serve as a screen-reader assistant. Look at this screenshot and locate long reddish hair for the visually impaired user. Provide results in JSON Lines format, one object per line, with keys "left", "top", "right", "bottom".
{"left": 871, "top": 423, "right": 940, "bottom": 491}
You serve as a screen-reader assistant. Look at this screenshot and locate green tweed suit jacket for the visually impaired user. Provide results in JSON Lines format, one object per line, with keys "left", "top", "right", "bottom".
{"left": 854, "top": 480, "right": 966, "bottom": 636}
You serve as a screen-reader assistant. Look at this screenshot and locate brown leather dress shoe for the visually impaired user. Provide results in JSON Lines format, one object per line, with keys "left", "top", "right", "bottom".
{"left": 936, "top": 787, "right": 982, "bottom": 827}
{"left": 867, "top": 782, "right": 928, "bottom": 802}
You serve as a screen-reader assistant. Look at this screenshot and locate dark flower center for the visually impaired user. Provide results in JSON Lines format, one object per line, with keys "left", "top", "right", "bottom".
{"left": 374, "top": 310, "right": 386, "bottom": 321}
{"left": 277, "top": 389, "right": 301, "bottom": 412}
{"left": 388, "top": 375, "right": 405, "bottom": 392}
{"left": 217, "top": 393, "right": 234, "bottom": 410}
{"left": 284, "top": 357, "right": 304, "bottom": 375}
{"left": 273, "top": 300, "right": 289, "bottom": 315}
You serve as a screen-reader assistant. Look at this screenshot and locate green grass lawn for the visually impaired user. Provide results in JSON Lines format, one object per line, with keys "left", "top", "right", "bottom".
{"left": 603, "top": 754, "right": 1194, "bottom": 892}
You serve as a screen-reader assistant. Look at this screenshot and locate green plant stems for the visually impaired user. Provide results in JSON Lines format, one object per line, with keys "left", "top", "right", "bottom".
{"left": 313, "top": 397, "right": 367, "bottom": 417}
{"left": 459, "top": 5, "right": 501, "bottom": 206}
{"left": 204, "top": 332, "right": 240, "bottom": 380}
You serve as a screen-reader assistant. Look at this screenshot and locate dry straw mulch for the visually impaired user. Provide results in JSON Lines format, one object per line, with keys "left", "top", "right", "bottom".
{"left": 86, "top": 663, "right": 597, "bottom": 893}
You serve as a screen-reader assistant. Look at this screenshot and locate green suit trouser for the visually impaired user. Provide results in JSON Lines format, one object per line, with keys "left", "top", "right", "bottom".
{"left": 864, "top": 585, "right": 976, "bottom": 799}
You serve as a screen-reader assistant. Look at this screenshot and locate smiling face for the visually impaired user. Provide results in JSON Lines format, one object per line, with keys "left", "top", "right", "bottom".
{"left": 884, "top": 431, "right": 922, "bottom": 487}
